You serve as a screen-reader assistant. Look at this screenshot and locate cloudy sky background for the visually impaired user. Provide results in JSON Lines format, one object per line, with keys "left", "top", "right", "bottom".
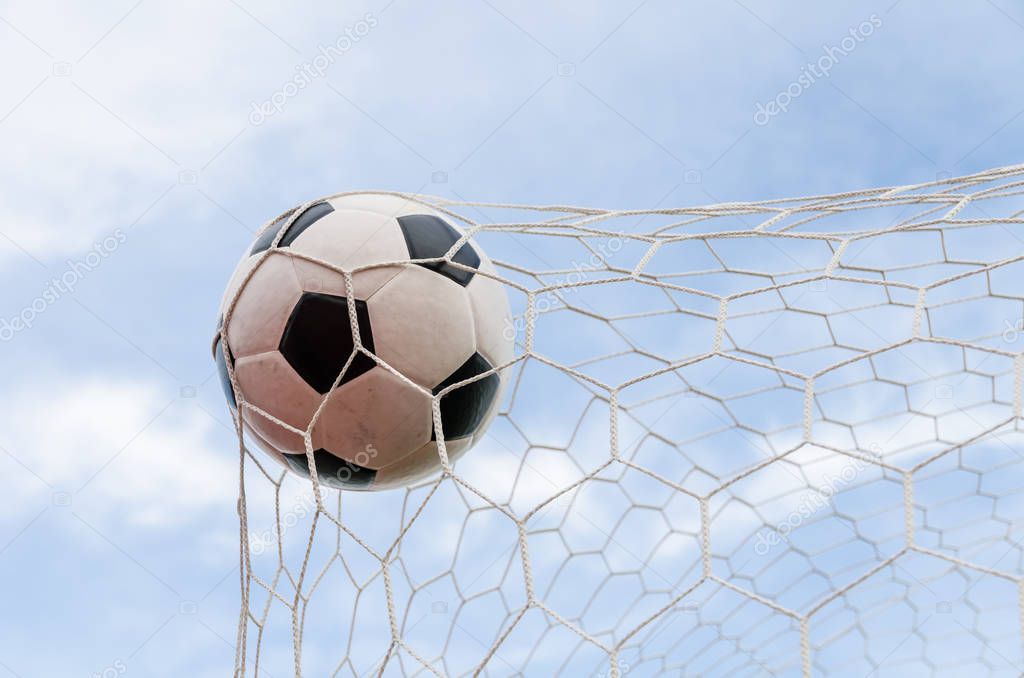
{"left": 2, "top": 0, "right": 1024, "bottom": 676}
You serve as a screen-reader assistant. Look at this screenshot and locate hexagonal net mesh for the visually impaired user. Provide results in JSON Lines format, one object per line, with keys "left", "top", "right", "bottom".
{"left": 226, "top": 164, "right": 1024, "bottom": 677}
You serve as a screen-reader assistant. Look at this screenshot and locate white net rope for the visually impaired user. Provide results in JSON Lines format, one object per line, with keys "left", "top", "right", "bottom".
{"left": 227, "top": 164, "right": 1024, "bottom": 677}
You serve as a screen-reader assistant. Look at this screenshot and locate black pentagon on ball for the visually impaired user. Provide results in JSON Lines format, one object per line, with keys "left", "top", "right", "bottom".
{"left": 279, "top": 292, "right": 375, "bottom": 394}
{"left": 214, "top": 337, "right": 237, "bottom": 412}
{"left": 432, "top": 352, "right": 499, "bottom": 440}
{"left": 250, "top": 201, "right": 335, "bottom": 255}
{"left": 397, "top": 214, "right": 480, "bottom": 287}
{"left": 249, "top": 208, "right": 295, "bottom": 255}
{"left": 282, "top": 449, "right": 376, "bottom": 490}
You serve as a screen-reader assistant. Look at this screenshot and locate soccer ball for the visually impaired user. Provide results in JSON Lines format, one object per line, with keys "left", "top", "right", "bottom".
{"left": 213, "top": 193, "right": 512, "bottom": 491}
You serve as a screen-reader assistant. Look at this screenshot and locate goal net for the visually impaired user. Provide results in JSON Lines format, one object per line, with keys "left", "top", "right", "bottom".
{"left": 231, "top": 164, "right": 1024, "bottom": 677}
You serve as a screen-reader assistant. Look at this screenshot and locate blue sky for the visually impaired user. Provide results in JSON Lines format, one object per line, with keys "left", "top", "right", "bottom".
{"left": 1, "top": 1, "right": 1024, "bottom": 676}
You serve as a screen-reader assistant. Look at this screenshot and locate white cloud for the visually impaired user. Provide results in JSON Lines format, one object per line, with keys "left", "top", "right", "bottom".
{"left": 0, "top": 0, "right": 342, "bottom": 263}
{"left": 0, "top": 375, "right": 237, "bottom": 528}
